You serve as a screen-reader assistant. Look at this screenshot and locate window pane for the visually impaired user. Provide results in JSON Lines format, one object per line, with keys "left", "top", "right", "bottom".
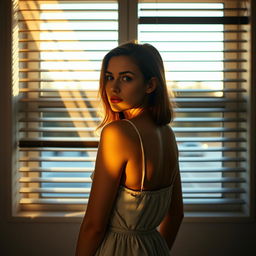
{"left": 138, "top": 2, "right": 224, "bottom": 200}
{"left": 19, "top": 1, "right": 118, "bottom": 203}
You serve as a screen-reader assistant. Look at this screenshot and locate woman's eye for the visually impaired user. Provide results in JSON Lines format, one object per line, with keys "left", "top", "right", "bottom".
{"left": 105, "top": 75, "right": 113, "bottom": 81}
{"left": 122, "top": 76, "right": 132, "bottom": 82}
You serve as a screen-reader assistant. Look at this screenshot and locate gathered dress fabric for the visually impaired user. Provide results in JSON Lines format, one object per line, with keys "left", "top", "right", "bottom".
{"left": 93, "top": 119, "right": 177, "bottom": 256}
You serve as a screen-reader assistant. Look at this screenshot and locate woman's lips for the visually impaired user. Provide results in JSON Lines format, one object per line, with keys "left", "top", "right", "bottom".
{"left": 110, "top": 96, "right": 123, "bottom": 103}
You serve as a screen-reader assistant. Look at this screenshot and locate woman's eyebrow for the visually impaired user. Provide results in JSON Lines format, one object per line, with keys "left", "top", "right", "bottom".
{"left": 119, "top": 71, "right": 135, "bottom": 75}
{"left": 105, "top": 70, "right": 135, "bottom": 75}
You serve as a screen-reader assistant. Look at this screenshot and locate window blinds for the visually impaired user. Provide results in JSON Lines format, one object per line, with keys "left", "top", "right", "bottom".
{"left": 18, "top": 0, "right": 118, "bottom": 212}
{"left": 17, "top": 0, "right": 250, "bottom": 217}
{"left": 138, "top": 0, "right": 249, "bottom": 216}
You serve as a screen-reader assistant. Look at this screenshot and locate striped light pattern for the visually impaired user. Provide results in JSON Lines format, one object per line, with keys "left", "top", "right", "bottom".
{"left": 18, "top": 0, "right": 249, "bottom": 216}
{"left": 138, "top": 1, "right": 248, "bottom": 215}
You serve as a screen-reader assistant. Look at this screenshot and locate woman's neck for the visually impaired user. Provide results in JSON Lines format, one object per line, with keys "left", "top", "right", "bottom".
{"left": 123, "top": 108, "right": 150, "bottom": 120}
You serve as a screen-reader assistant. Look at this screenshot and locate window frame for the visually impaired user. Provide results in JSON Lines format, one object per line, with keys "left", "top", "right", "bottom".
{"left": 2, "top": 0, "right": 254, "bottom": 222}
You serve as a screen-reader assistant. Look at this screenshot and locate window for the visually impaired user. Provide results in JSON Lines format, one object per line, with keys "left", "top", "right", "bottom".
{"left": 138, "top": 1, "right": 249, "bottom": 217}
{"left": 18, "top": 0, "right": 118, "bottom": 214}
{"left": 15, "top": 0, "right": 251, "bottom": 218}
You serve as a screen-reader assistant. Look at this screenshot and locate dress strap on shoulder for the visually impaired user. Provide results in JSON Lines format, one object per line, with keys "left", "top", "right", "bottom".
{"left": 123, "top": 119, "right": 146, "bottom": 192}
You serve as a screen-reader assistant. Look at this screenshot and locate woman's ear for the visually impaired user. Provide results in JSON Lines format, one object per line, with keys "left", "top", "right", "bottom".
{"left": 146, "top": 77, "right": 157, "bottom": 94}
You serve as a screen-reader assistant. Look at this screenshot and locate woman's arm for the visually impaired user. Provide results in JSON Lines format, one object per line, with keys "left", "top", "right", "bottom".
{"left": 159, "top": 163, "right": 184, "bottom": 251}
{"left": 75, "top": 122, "right": 129, "bottom": 256}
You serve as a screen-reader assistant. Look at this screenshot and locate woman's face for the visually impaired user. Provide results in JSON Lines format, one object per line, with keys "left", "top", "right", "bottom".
{"left": 105, "top": 55, "right": 148, "bottom": 113}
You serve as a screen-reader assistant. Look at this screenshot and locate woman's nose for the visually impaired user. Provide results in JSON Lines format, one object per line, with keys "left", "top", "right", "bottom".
{"left": 111, "top": 79, "right": 121, "bottom": 93}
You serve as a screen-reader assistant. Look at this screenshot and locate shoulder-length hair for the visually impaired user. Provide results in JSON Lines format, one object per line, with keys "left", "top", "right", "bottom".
{"left": 98, "top": 42, "right": 175, "bottom": 128}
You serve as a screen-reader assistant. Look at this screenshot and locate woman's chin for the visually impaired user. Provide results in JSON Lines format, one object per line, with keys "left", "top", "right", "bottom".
{"left": 110, "top": 103, "right": 129, "bottom": 113}
{"left": 110, "top": 106, "right": 124, "bottom": 112}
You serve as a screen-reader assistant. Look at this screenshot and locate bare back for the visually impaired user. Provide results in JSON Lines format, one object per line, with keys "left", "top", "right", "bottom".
{"left": 120, "top": 118, "right": 178, "bottom": 191}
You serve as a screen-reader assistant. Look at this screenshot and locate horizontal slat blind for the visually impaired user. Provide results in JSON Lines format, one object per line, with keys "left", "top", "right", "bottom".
{"left": 138, "top": 0, "right": 248, "bottom": 215}
{"left": 18, "top": 0, "right": 118, "bottom": 212}
{"left": 17, "top": 0, "right": 250, "bottom": 216}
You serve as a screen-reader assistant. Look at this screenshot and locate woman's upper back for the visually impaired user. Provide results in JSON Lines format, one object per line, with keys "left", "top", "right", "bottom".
{"left": 104, "top": 117, "right": 179, "bottom": 231}
{"left": 117, "top": 116, "right": 178, "bottom": 191}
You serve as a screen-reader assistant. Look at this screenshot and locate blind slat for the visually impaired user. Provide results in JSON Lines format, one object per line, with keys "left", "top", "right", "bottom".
{"left": 139, "top": 16, "right": 249, "bottom": 25}
{"left": 19, "top": 198, "right": 245, "bottom": 205}
{"left": 20, "top": 156, "right": 96, "bottom": 162}
{"left": 18, "top": 19, "right": 117, "bottom": 22}
{"left": 19, "top": 107, "right": 245, "bottom": 113}
{"left": 19, "top": 117, "right": 246, "bottom": 123}
{"left": 18, "top": 167, "right": 245, "bottom": 173}
{"left": 19, "top": 137, "right": 246, "bottom": 148}
{"left": 19, "top": 156, "right": 245, "bottom": 163}
{"left": 19, "top": 39, "right": 247, "bottom": 43}
{"left": 19, "top": 88, "right": 247, "bottom": 93}
{"left": 19, "top": 59, "right": 247, "bottom": 63}
{"left": 19, "top": 98, "right": 246, "bottom": 103}
{"left": 19, "top": 127, "right": 246, "bottom": 133}
{"left": 19, "top": 9, "right": 118, "bottom": 12}
{"left": 19, "top": 49, "right": 247, "bottom": 53}
{"left": 19, "top": 177, "right": 246, "bottom": 183}
{"left": 20, "top": 167, "right": 94, "bottom": 172}
{"left": 19, "top": 30, "right": 118, "bottom": 33}
{"left": 19, "top": 39, "right": 117, "bottom": 43}
{"left": 20, "top": 187, "right": 245, "bottom": 194}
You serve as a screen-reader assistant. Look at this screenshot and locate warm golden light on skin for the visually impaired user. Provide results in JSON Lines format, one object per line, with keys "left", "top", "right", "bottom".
{"left": 105, "top": 55, "right": 155, "bottom": 119}
{"left": 99, "top": 130, "right": 123, "bottom": 177}
{"left": 123, "top": 107, "right": 146, "bottom": 120}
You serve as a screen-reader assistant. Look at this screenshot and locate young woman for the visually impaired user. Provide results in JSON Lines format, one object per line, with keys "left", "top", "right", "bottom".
{"left": 75, "top": 42, "right": 183, "bottom": 256}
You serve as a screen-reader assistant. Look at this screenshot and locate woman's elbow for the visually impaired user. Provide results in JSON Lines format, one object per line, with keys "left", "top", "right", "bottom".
{"left": 81, "top": 219, "right": 106, "bottom": 236}
{"left": 82, "top": 219, "right": 106, "bottom": 234}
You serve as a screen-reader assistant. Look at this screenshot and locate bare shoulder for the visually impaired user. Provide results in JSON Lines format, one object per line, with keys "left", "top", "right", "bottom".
{"left": 162, "top": 124, "right": 178, "bottom": 156}
{"left": 101, "top": 120, "right": 130, "bottom": 134}
{"left": 162, "top": 124, "right": 177, "bottom": 141}
{"left": 98, "top": 120, "right": 136, "bottom": 163}
{"left": 100, "top": 120, "right": 132, "bottom": 143}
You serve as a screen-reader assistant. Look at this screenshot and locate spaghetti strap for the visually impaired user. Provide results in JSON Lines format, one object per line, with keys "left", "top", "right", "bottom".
{"left": 123, "top": 119, "right": 146, "bottom": 192}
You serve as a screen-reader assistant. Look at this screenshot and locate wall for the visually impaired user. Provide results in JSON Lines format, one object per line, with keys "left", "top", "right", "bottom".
{"left": 0, "top": 217, "right": 256, "bottom": 256}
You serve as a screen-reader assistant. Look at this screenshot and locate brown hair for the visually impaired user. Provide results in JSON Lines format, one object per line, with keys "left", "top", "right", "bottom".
{"left": 98, "top": 42, "right": 175, "bottom": 128}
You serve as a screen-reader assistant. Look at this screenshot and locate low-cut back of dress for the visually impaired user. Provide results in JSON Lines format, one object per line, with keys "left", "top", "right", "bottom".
{"left": 94, "top": 119, "right": 178, "bottom": 256}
